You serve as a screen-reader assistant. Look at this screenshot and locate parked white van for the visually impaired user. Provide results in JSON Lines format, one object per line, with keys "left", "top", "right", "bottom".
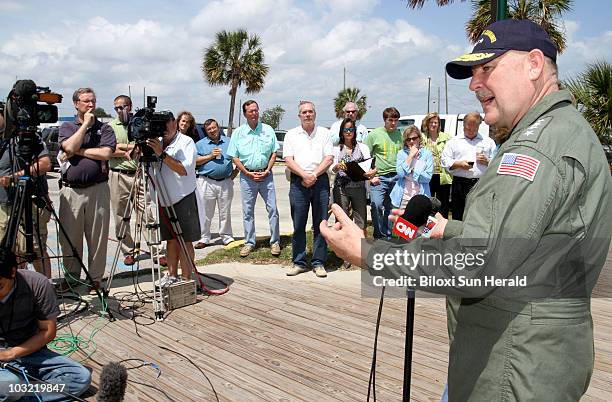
{"left": 397, "top": 113, "right": 490, "bottom": 138}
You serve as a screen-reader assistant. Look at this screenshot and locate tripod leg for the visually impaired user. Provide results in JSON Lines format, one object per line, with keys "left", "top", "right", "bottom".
{"left": 143, "top": 162, "right": 165, "bottom": 319}
{"left": 105, "top": 166, "right": 143, "bottom": 293}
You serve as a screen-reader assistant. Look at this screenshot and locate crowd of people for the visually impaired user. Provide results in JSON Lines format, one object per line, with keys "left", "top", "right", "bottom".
{"left": 0, "top": 87, "right": 499, "bottom": 287}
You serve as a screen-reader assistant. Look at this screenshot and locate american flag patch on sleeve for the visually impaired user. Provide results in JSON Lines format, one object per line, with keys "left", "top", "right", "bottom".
{"left": 496, "top": 153, "right": 540, "bottom": 182}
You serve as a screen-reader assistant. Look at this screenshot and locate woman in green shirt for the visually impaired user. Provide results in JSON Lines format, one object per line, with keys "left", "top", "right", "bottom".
{"left": 421, "top": 112, "right": 452, "bottom": 218}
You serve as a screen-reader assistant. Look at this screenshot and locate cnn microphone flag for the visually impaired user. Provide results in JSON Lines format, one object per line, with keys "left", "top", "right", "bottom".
{"left": 392, "top": 217, "right": 419, "bottom": 241}
{"left": 497, "top": 152, "right": 540, "bottom": 182}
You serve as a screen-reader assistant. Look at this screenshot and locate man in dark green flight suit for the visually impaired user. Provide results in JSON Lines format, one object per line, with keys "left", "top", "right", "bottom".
{"left": 321, "top": 19, "right": 612, "bottom": 401}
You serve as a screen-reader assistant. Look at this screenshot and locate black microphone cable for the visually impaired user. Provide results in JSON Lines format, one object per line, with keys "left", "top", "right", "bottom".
{"left": 159, "top": 345, "right": 220, "bottom": 402}
{"left": 367, "top": 285, "right": 385, "bottom": 402}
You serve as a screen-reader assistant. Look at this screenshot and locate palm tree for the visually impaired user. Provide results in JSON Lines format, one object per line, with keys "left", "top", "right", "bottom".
{"left": 334, "top": 88, "right": 368, "bottom": 120}
{"left": 405, "top": 0, "right": 463, "bottom": 7}
{"left": 564, "top": 60, "right": 612, "bottom": 144}
{"left": 202, "top": 30, "right": 268, "bottom": 135}
{"left": 465, "top": 0, "right": 571, "bottom": 52}
{"left": 404, "top": 0, "right": 572, "bottom": 52}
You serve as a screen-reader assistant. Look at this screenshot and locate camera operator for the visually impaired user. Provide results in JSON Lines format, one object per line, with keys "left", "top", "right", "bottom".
{"left": 109, "top": 95, "right": 160, "bottom": 265}
{"left": 0, "top": 248, "right": 91, "bottom": 401}
{"left": 145, "top": 113, "right": 199, "bottom": 287}
{"left": 57, "top": 88, "right": 116, "bottom": 293}
{"left": 0, "top": 130, "right": 52, "bottom": 278}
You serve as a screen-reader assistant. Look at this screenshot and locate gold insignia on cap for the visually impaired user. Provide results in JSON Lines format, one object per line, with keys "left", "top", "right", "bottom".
{"left": 453, "top": 52, "right": 496, "bottom": 62}
{"left": 483, "top": 30, "right": 497, "bottom": 43}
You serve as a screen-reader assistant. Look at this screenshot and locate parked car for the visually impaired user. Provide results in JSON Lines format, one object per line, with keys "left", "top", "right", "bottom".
{"left": 275, "top": 130, "right": 287, "bottom": 160}
{"left": 398, "top": 113, "right": 490, "bottom": 138}
{"left": 40, "top": 126, "right": 60, "bottom": 171}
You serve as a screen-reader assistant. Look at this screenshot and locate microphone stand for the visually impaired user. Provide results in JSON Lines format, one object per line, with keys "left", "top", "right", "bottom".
{"left": 403, "top": 287, "right": 416, "bottom": 401}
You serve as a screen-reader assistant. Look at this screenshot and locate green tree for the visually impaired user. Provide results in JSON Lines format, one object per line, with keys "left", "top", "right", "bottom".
{"left": 564, "top": 60, "right": 612, "bottom": 144}
{"left": 261, "top": 105, "right": 285, "bottom": 130}
{"left": 202, "top": 30, "right": 268, "bottom": 135}
{"left": 334, "top": 88, "right": 367, "bottom": 120}
{"left": 465, "top": 0, "right": 571, "bottom": 52}
{"left": 94, "top": 107, "right": 111, "bottom": 118}
{"left": 404, "top": 0, "right": 572, "bottom": 52}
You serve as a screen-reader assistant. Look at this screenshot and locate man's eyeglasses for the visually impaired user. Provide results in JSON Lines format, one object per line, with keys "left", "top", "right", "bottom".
{"left": 406, "top": 136, "right": 420, "bottom": 142}
{"left": 78, "top": 99, "right": 95, "bottom": 104}
{"left": 345, "top": 110, "right": 357, "bottom": 114}
{"left": 343, "top": 128, "right": 356, "bottom": 133}
{"left": 114, "top": 105, "right": 129, "bottom": 111}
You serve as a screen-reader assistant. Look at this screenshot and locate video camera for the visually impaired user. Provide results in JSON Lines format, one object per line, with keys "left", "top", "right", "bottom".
{"left": 128, "top": 96, "right": 173, "bottom": 143}
{"left": 1, "top": 79, "right": 62, "bottom": 158}
{"left": 127, "top": 96, "right": 173, "bottom": 162}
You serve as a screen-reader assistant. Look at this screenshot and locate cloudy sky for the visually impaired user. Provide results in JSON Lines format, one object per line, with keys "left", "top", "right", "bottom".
{"left": 1, "top": 0, "right": 610, "bottom": 129}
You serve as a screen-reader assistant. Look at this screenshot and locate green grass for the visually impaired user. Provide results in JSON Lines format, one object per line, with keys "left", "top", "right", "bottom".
{"left": 196, "top": 232, "right": 345, "bottom": 269}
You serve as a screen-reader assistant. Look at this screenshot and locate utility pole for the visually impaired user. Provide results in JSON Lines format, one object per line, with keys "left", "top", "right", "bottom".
{"left": 343, "top": 67, "right": 346, "bottom": 91}
{"left": 128, "top": 85, "right": 132, "bottom": 99}
{"left": 427, "top": 76, "right": 431, "bottom": 113}
{"left": 444, "top": 72, "right": 448, "bottom": 114}
{"left": 491, "top": 0, "right": 507, "bottom": 21}
{"left": 238, "top": 98, "right": 242, "bottom": 126}
{"left": 143, "top": 87, "right": 146, "bottom": 108}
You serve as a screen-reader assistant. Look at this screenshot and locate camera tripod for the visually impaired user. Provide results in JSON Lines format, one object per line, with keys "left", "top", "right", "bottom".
{"left": 0, "top": 137, "right": 113, "bottom": 320}
{"left": 104, "top": 155, "right": 203, "bottom": 320}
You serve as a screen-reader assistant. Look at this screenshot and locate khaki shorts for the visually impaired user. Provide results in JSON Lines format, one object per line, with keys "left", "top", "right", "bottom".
{"left": 0, "top": 203, "right": 51, "bottom": 256}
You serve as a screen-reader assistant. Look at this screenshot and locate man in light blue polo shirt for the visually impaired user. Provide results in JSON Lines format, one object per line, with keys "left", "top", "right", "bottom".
{"left": 227, "top": 100, "right": 281, "bottom": 257}
{"left": 194, "top": 118, "right": 238, "bottom": 248}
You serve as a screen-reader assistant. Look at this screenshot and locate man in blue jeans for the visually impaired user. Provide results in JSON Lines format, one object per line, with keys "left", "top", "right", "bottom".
{"left": 364, "top": 107, "right": 403, "bottom": 239}
{"left": 227, "top": 100, "right": 281, "bottom": 258}
{"left": 283, "top": 101, "right": 333, "bottom": 277}
{"left": 0, "top": 249, "right": 91, "bottom": 401}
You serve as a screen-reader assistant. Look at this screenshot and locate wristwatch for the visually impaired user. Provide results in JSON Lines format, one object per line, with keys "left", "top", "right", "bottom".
{"left": 159, "top": 151, "right": 168, "bottom": 161}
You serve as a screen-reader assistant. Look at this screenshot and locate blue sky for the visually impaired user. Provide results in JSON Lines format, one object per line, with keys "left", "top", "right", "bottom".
{"left": 0, "top": 0, "right": 610, "bottom": 128}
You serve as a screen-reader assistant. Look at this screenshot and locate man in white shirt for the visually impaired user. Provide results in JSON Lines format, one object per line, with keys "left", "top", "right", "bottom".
{"left": 145, "top": 113, "right": 199, "bottom": 287}
{"left": 441, "top": 112, "right": 496, "bottom": 220}
{"left": 329, "top": 102, "right": 369, "bottom": 145}
{"left": 283, "top": 101, "right": 334, "bottom": 277}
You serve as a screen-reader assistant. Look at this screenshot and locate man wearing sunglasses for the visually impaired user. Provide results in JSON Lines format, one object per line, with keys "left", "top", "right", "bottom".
{"left": 329, "top": 102, "right": 369, "bottom": 146}
{"left": 108, "top": 95, "right": 144, "bottom": 266}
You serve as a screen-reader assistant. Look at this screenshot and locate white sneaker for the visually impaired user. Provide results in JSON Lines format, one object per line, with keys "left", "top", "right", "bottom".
{"left": 313, "top": 265, "right": 327, "bottom": 278}
{"left": 223, "top": 237, "right": 236, "bottom": 246}
{"left": 157, "top": 274, "right": 178, "bottom": 288}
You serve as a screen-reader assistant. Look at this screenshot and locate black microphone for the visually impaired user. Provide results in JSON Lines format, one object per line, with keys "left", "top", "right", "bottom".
{"left": 392, "top": 195, "right": 440, "bottom": 241}
{"left": 97, "top": 362, "right": 128, "bottom": 402}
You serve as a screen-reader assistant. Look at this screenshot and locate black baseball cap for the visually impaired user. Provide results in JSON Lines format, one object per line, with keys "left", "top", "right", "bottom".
{"left": 445, "top": 19, "right": 558, "bottom": 80}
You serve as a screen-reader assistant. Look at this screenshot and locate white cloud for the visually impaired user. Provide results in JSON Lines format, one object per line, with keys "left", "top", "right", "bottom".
{"left": 558, "top": 27, "right": 612, "bottom": 80}
{"left": 314, "top": 0, "right": 380, "bottom": 18}
{"left": 0, "top": 1, "right": 23, "bottom": 12}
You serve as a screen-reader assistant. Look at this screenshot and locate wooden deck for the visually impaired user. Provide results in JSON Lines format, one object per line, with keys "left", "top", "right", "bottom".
{"left": 58, "top": 254, "right": 612, "bottom": 402}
